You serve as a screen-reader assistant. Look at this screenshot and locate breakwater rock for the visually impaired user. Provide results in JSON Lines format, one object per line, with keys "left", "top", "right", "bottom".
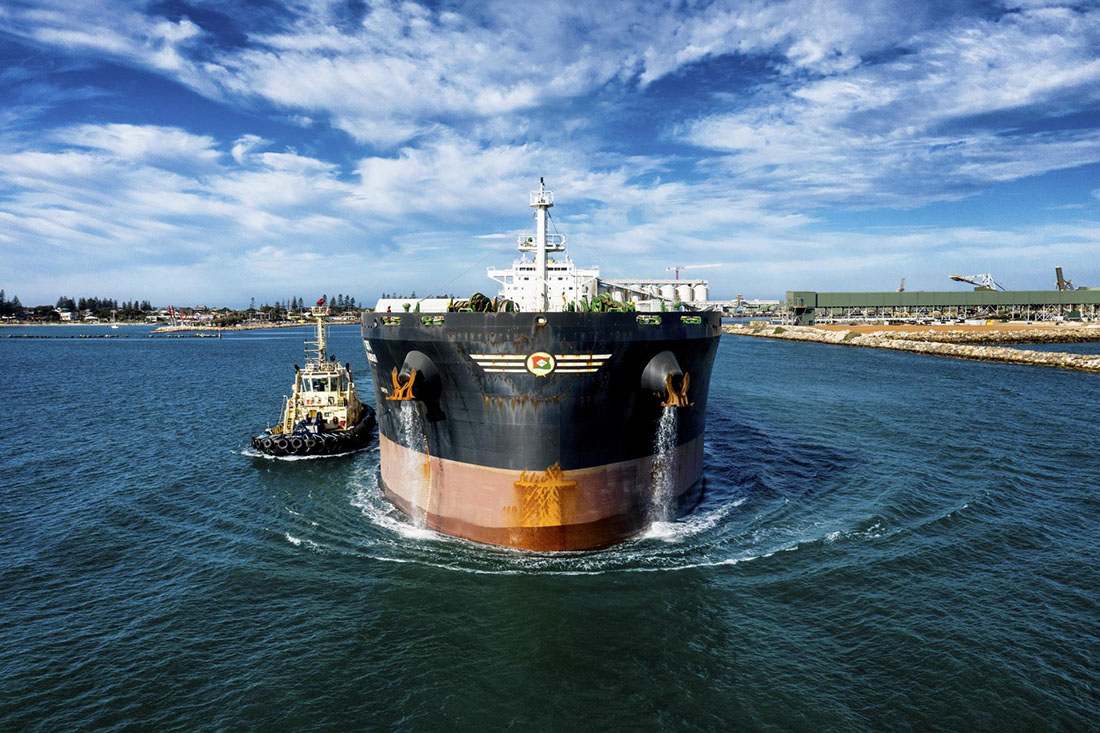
{"left": 868, "top": 326, "right": 1100, "bottom": 345}
{"left": 723, "top": 324, "right": 1100, "bottom": 373}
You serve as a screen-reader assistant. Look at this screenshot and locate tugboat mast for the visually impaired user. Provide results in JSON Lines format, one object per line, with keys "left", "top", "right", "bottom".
{"left": 306, "top": 297, "right": 328, "bottom": 366}
{"left": 531, "top": 177, "right": 553, "bottom": 312}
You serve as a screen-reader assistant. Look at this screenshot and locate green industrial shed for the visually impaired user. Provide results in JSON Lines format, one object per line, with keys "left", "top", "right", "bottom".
{"left": 786, "top": 289, "right": 1100, "bottom": 325}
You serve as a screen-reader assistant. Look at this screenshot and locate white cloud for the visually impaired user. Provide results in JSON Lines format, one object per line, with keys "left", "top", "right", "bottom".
{"left": 682, "top": 6, "right": 1100, "bottom": 206}
{"left": 57, "top": 123, "right": 220, "bottom": 167}
{"left": 230, "top": 135, "right": 269, "bottom": 165}
{"left": 3, "top": 119, "right": 1098, "bottom": 304}
{"left": 10, "top": 2, "right": 204, "bottom": 76}
{"left": 0, "top": 124, "right": 363, "bottom": 259}
{"left": 2, "top": 2, "right": 1099, "bottom": 304}
{"left": 637, "top": 0, "right": 912, "bottom": 83}
{"left": 0, "top": 0, "right": 945, "bottom": 147}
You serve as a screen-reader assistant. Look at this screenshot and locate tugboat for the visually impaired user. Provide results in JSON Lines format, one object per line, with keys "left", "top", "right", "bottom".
{"left": 253, "top": 298, "right": 375, "bottom": 458}
{"left": 361, "top": 181, "right": 721, "bottom": 550}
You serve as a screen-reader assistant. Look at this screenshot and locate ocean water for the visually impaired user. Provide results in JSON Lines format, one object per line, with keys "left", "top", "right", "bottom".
{"left": 1, "top": 325, "right": 1097, "bottom": 730}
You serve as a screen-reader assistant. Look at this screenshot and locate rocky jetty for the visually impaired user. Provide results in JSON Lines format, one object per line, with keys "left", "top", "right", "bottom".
{"left": 723, "top": 324, "right": 1100, "bottom": 373}
{"left": 864, "top": 326, "right": 1100, "bottom": 345}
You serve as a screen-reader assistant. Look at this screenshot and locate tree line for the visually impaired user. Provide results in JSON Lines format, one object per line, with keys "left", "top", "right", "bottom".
{"left": 1, "top": 288, "right": 365, "bottom": 322}
{"left": 0, "top": 290, "right": 23, "bottom": 318}
{"left": 278, "top": 294, "right": 360, "bottom": 312}
{"left": 53, "top": 296, "right": 154, "bottom": 320}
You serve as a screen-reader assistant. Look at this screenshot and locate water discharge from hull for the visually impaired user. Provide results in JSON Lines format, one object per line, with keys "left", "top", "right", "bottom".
{"left": 397, "top": 401, "right": 430, "bottom": 527}
{"left": 649, "top": 406, "right": 679, "bottom": 524}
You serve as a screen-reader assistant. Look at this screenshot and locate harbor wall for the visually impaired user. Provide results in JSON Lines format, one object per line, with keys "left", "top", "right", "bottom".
{"left": 723, "top": 324, "right": 1100, "bottom": 373}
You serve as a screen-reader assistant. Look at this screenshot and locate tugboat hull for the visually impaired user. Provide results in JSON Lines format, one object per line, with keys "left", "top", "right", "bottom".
{"left": 252, "top": 408, "right": 376, "bottom": 458}
{"left": 362, "top": 311, "right": 720, "bottom": 550}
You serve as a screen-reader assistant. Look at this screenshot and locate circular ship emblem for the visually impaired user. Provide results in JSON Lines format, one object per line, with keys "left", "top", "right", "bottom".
{"left": 525, "top": 352, "right": 556, "bottom": 377}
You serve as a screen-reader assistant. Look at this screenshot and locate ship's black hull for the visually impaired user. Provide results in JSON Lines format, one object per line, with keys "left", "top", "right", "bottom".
{"left": 251, "top": 408, "right": 376, "bottom": 458}
{"left": 362, "top": 311, "right": 721, "bottom": 549}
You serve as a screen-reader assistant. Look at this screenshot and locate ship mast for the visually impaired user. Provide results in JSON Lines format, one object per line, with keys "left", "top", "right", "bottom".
{"left": 306, "top": 298, "right": 328, "bottom": 366}
{"left": 530, "top": 177, "right": 553, "bottom": 312}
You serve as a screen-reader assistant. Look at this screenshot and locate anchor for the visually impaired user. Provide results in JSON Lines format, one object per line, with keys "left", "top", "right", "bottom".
{"left": 642, "top": 350, "right": 692, "bottom": 407}
{"left": 387, "top": 367, "right": 418, "bottom": 401}
{"left": 661, "top": 371, "right": 692, "bottom": 408}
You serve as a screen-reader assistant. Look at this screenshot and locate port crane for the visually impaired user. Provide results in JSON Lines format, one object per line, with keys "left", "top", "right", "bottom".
{"left": 949, "top": 273, "right": 1006, "bottom": 291}
{"left": 666, "top": 264, "right": 722, "bottom": 280}
{"left": 1055, "top": 267, "right": 1076, "bottom": 291}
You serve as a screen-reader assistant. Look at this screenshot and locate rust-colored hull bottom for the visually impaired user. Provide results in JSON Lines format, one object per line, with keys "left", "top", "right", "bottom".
{"left": 378, "top": 434, "right": 705, "bottom": 551}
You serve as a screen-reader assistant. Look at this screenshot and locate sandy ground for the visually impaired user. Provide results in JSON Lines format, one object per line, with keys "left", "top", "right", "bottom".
{"left": 813, "top": 322, "right": 1098, "bottom": 334}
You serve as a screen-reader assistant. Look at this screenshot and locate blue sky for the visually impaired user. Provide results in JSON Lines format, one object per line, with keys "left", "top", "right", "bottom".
{"left": 1, "top": 0, "right": 1098, "bottom": 306}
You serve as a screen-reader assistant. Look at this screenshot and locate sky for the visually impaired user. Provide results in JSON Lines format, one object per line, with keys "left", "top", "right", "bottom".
{"left": 1, "top": 0, "right": 1099, "bottom": 307}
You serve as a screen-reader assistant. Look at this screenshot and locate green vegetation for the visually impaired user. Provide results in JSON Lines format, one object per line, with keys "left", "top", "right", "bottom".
{"left": 213, "top": 313, "right": 245, "bottom": 327}
{"left": 1, "top": 290, "right": 364, "bottom": 324}
{"left": 0, "top": 290, "right": 24, "bottom": 319}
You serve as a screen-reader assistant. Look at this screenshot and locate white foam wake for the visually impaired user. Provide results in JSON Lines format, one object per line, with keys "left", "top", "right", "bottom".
{"left": 397, "top": 402, "right": 431, "bottom": 527}
{"left": 648, "top": 406, "right": 679, "bottom": 523}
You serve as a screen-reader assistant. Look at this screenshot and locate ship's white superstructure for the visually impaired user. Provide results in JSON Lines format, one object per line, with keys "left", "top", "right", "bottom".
{"left": 487, "top": 179, "right": 600, "bottom": 313}
{"left": 369, "top": 179, "right": 712, "bottom": 314}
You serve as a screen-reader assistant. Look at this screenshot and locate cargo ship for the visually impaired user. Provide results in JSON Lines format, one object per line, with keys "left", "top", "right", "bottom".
{"left": 361, "top": 181, "right": 720, "bottom": 550}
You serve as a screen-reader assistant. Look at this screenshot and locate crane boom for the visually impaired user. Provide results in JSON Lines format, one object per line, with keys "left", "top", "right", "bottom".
{"left": 1055, "top": 266, "right": 1075, "bottom": 291}
{"left": 949, "top": 273, "right": 1006, "bottom": 291}
{"left": 666, "top": 264, "right": 722, "bottom": 280}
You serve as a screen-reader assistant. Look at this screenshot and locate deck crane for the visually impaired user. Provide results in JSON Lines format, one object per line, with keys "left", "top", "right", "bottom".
{"left": 666, "top": 264, "right": 723, "bottom": 280}
{"left": 949, "top": 273, "right": 1007, "bottom": 291}
{"left": 897, "top": 278, "right": 906, "bottom": 293}
{"left": 1055, "top": 267, "right": 1075, "bottom": 291}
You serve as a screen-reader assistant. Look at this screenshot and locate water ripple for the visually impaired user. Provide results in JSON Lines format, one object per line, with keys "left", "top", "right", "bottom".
{"left": 3, "top": 328, "right": 1098, "bottom": 730}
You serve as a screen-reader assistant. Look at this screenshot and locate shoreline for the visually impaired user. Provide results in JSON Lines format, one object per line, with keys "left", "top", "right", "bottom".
{"left": 723, "top": 323, "right": 1100, "bottom": 373}
{"left": 152, "top": 320, "right": 361, "bottom": 333}
{"left": 1, "top": 320, "right": 362, "bottom": 331}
